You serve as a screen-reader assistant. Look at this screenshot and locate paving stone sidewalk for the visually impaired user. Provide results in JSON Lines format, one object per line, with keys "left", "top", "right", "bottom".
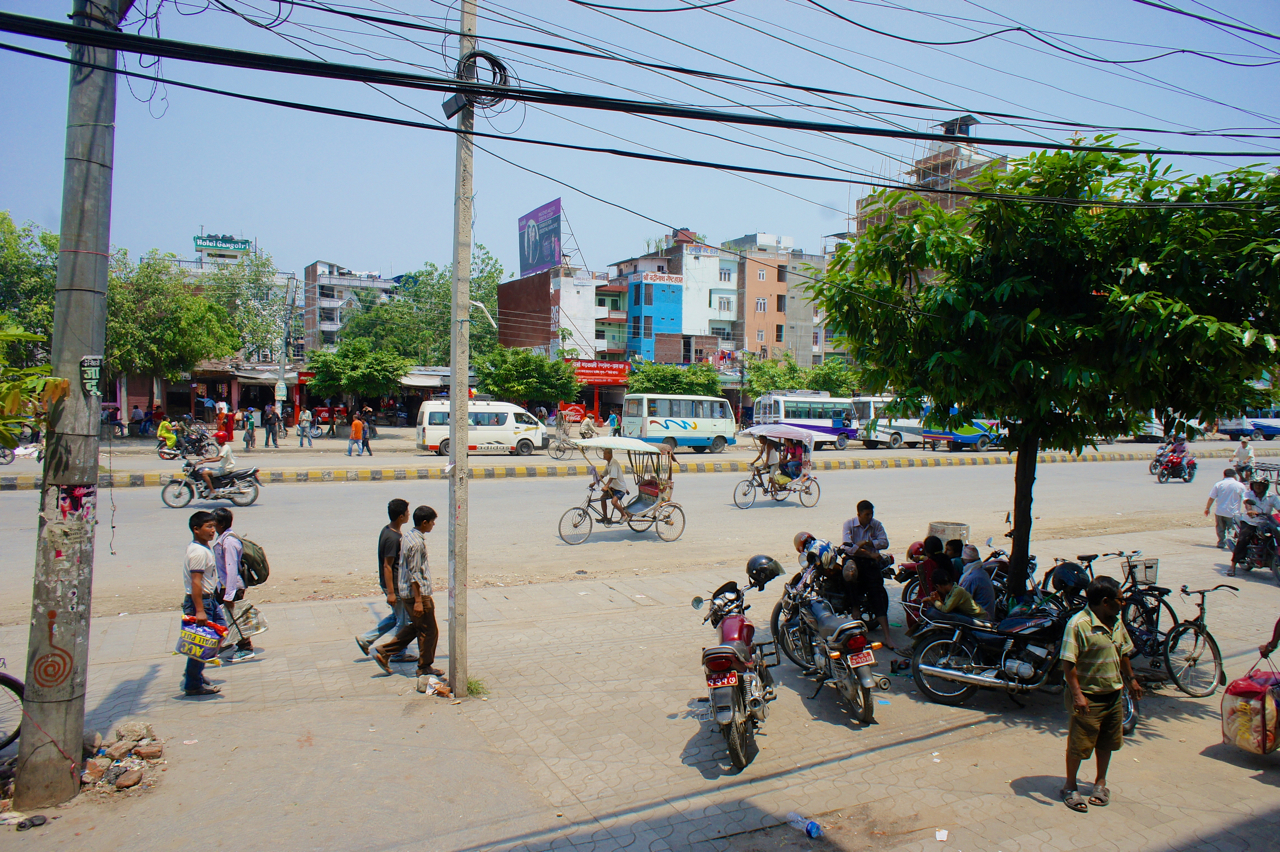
{"left": 2, "top": 526, "right": 1277, "bottom": 851}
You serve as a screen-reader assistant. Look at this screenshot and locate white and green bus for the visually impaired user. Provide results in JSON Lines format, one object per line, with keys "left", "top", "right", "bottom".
{"left": 621, "top": 393, "right": 737, "bottom": 453}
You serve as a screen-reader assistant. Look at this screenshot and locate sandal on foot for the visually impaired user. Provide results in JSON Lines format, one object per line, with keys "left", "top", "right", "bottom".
{"left": 1061, "top": 789, "right": 1088, "bottom": 812}
{"left": 1089, "top": 785, "right": 1110, "bottom": 807}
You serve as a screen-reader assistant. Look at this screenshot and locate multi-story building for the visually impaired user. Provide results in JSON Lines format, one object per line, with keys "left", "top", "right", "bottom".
{"left": 609, "top": 229, "right": 735, "bottom": 363}
{"left": 302, "top": 260, "right": 396, "bottom": 349}
{"left": 855, "top": 115, "right": 1005, "bottom": 236}
{"left": 496, "top": 264, "right": 616, "bottom": 359}
{"left": 720, "top": 232, "right": 825, "bottom": 367}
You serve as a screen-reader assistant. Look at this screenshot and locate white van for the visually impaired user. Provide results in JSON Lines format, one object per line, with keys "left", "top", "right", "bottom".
{"left": 416, "top": 400, "right": 548, "bottom": 456}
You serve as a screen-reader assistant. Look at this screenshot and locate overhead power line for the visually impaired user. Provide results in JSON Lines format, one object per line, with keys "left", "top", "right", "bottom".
{"left": 1, "top": 11, "right": 1275, "bottom": 158}
{"left": 1132, "top": 0, "right": 1280, "bottom": 42}
{"left": 5, "top": 39, "right": 1271, "bottom": 213}
{"left": 804, "top": 0, "right": 1278, "bottom": 67}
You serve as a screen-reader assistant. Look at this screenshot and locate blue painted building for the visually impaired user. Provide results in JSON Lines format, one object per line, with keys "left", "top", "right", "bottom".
{"left": 614, "top": 267, "right": 683, "bottom": 362}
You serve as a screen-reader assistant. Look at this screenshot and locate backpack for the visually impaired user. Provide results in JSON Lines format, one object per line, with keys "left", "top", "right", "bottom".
{"left": 233, "top": 534, "right": 270, "bottom": 587}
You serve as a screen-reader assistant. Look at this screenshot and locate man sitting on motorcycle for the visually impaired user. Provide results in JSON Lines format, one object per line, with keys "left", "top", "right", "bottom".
{"left": 1233, "top": 437, "right": 1255, "bottom": 479}
{"left": 198, "top": 431, "right": 235, "bottom": 495}
{"left": 1231, "top": 478, "right": 1280, "bottom": 576}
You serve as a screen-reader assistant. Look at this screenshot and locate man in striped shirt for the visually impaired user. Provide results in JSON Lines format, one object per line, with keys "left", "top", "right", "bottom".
{"left": 1059, "top": 575, "right": 1143, "bottom": 812}
{"left": 372, "top": 505, "right": 443, "bottom": 690}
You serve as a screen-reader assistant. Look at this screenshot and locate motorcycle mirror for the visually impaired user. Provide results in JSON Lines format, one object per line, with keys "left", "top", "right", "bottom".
{"left": 986, "top": 536, "right": 994, "bottom": 547}
{"left": 691, "top": 596, "right": 705, "bottom": 610}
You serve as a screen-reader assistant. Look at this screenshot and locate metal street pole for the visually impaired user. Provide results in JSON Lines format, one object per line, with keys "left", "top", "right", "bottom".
{"left": 447, "top": 0, "right": 476, "bottom": 699}
{"left": 16, "top": 0, "right": 134, "bottom": 809}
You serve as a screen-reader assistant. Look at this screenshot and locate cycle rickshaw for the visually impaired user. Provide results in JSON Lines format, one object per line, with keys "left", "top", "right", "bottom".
{"left": 557, "top": 437, "right": 685, "bottom": 544}
{"left": 733, "top": 424, "right": 821, "bottom": 508}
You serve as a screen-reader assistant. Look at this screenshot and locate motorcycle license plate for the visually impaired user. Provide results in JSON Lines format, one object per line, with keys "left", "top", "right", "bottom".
{"left": 706, "top": 671, "right": 738, "bottom": 688}
{"left": 847, "top": 650, "right": 875, "bottom": 668}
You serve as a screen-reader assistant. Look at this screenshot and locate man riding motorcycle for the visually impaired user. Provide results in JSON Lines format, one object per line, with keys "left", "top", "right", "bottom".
{"left": 198, "top": 431, "right": 235, "bottom": 495}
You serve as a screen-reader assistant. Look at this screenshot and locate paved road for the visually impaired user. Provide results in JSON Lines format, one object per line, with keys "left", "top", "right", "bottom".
{"left": 0, "top": 461, "right": 1217, "bottom": 625}
{"left": 3, "top": 525, "right": 1276, "bottom": 852}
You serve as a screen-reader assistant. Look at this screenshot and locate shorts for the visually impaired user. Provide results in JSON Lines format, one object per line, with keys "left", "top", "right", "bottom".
{"left": 1066, "top": 690, "right": 1124, "bottom": 759}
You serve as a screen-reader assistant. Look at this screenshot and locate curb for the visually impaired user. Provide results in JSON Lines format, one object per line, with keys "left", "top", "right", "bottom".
{"left": 1, "top": 447, "right": 1272, "bottom": 492}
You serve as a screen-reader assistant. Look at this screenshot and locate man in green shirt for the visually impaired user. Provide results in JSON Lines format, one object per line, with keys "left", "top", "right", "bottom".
{"left": 1059, "top": 575, "right": 1143, "bottom": 812}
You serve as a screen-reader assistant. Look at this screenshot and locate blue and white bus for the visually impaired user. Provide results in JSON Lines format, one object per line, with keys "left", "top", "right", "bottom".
{"left": 621, "top": 393, "right": 737, "bottom": 453}
{"left": 753, "top": 391, "right": 857, "bottom": 449}
{"left": 1219, "top": 408, "right": 1280, "bottom": 442}
{"left": 854, "top": 396, "right": 926, "bottom": 450}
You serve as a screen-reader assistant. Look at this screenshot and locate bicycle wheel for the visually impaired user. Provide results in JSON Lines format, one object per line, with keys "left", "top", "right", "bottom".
{"left": 558, "top": 507, "right": 593, "bottom": 545}
{"left": 1164, "top": 622, "right": 1224, "bottom": 697}
{"left": 798, "top": 479, "right": 821, "bottom": 507}
{"left": 0, "top": 672, "right": 22, "bottom": 751}
{"left": 732, "top": 480, "right": 756, "bottom": 509}
{"left": 654, "top": 504, "right": 685, "bottom": 542}
{"left": 1122, "top": 593, "right": 1178, "bottom": 661}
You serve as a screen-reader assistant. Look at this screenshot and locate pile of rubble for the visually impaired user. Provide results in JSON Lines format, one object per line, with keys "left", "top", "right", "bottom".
{"left": 80, "top": 721, "right": 165, "bottom": 795}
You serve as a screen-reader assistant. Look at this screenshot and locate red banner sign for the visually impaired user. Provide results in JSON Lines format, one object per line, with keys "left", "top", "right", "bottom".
{"left": 567, "top": 359, "right": 629, "bottom": 385}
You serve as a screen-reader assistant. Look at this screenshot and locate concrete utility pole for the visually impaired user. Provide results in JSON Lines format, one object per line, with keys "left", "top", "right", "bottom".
{"left": 447, "top": 0, "right": 477, "bottom": 699}
{"left": 16, "top": 0, "right": 134, "bottom": 808}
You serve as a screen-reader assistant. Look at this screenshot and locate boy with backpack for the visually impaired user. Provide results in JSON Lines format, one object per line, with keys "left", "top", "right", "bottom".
{"left": 212, "top": 507, "right": 269, "bottom": 662}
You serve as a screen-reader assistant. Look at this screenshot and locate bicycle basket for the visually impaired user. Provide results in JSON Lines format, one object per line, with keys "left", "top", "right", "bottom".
{"left": 1132, "top": 558, "right": 1159, "bottom": 585}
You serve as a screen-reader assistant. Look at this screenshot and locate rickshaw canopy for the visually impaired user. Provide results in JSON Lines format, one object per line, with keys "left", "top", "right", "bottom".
{"left": 742, "top": 423, "right": 818, "bottom": 450}
{"left": 575, "top": 436, "right": 665, "bottom": 454}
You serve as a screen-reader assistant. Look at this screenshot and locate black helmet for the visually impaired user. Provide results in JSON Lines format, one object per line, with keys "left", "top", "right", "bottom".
{"left": 1051, "top": 562, "right": 1090, "bottom": 596}
{"left": 746, "top": 554, "right": 785, "bottom": 590}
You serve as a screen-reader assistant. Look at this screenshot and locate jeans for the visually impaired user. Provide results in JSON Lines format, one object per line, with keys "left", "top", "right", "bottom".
{"left": 377, "top": 597, "right": 439, "bottom": 676}
{"left": 360, "top": 601, "right": 408, "bottom": 646}
{"left": 347, "top": 438, "right": 363, "bottom": 456}
{"left": 181, "top": 594, "right": 226, "bottom": 692}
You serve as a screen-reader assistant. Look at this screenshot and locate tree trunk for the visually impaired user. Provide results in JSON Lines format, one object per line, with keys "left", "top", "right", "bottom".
{"left": 1010, "top": 432, "right": 1039, "bottom": 599}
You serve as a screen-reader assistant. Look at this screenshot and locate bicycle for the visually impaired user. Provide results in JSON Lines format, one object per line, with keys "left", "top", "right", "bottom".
{"left": 0, "top": 656, "right": 23, "bottom": 751}
{"left": 1160, "top": 584, "right": 1234, "bottom": 697}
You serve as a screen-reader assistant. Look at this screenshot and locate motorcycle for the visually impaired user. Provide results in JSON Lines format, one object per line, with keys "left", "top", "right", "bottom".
{"left": 161, "top": 459, "right": 262, "bottom": 508}
{"left": 770, "top": 562, "right": 891, "bottom": 724}
{"left": 910, "top": 563, "right": 1138, "bottom": 732}
{"left": 1156, "top": 451, "right": 1196, "bottom": 483}
{"left": 692, "top": 556, "right": 784, "bottom": 770}
{"left": 1236, "top": 517, "right": 1280, "bottom": 582}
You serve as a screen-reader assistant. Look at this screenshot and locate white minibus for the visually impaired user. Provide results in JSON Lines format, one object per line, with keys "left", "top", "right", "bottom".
{"left": 417, "top": 400, "right": 547, "bottom": 456}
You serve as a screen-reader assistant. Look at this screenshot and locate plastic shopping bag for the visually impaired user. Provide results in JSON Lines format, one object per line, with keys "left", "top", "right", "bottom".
{"left": 1221, "top": 661, "right": 1280, "bottom": 755}
{"left": 175, "top": 617, "right": 227, "bottom": 666}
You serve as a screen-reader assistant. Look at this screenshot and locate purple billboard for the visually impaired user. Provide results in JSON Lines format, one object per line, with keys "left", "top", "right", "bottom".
{"left": 518, "top": 198, "right": 562, "bottom": 278}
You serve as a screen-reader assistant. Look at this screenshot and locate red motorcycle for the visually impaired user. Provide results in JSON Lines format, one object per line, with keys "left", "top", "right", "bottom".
{"left": 693, "top": 556, "right": 784, "bottom": 770}
{"left": 1157, "top": 452, "right": 1197, "bottom": 483}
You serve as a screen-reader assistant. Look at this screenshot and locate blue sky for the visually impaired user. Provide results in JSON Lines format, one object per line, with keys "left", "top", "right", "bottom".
{"left": 1, "top": 0, "right": 1277, "bottom": 279}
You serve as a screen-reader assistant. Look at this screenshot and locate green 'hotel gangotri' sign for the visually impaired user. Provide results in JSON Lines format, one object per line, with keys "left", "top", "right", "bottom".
{"left": 195, "top": 234, "right": 252, "bottom": 252}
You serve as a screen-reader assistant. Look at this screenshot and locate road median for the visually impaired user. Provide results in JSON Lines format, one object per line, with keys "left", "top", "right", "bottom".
{"left": 1, "top": 445, "right": 1271, "bottom": 491}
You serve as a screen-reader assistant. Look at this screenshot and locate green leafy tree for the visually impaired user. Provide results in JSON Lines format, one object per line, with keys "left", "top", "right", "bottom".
{"left": 199, "top": 251, "right": 289, "bottom": 358}
{"left": 742, "top": 354, "right": 808, "bottom": 401}
{"left": 811, "top": 142, "right": 1280, "bottom": 591}
{"left": 0, "top": 323, "right": 64, "bottom": 448}
{"left": 345, "top": 245, "right": 503, "bottom": 364}
{"left": 105, "top": 250, "right": 240, "bottom": 403}
{"left": 307, "top": 338, "right": 409, "bottom": 406}
{"left": 0, "top": 212, "right": 58, "bottom": 367}
{"left": 476, "top": 346, "right": 580, "bottom": 403}
{"left": 806, "top": 358, "right": 860, "bottom": 397}
{"left": 627, "top": 361, "right": 722, "bottom": 397}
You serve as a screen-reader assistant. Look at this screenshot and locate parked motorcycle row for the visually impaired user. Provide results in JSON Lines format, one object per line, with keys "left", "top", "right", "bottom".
{"left": 693, "top": 541, "right": 1159, "bottom": 770}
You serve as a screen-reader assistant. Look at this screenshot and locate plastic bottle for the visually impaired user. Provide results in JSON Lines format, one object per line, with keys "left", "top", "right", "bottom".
{"left": 786, "top": 812, "right": 823, "bottom": 838}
